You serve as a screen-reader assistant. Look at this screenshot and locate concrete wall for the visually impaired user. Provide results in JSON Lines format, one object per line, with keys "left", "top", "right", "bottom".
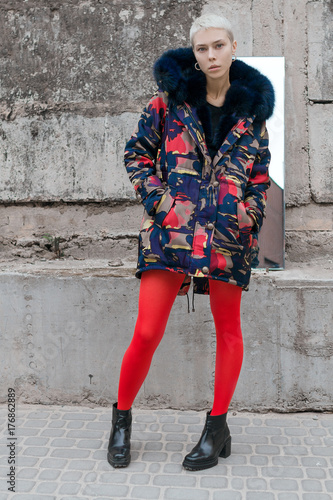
{"left": 1, "top": 262, "right": 332, "bottom": 412}
{"left": 1, "top": 1, "right": 333, "bottom": 410}
{"left": 0, "top": 0, "right": 333, "bottom": 262}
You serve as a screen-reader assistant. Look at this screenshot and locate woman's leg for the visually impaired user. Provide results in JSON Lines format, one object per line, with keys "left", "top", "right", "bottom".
{"left": 117, "top": 269, "right": 184, "bottom": 411}
{"left": 209, "top": 279, "right": 243, "bottom": 416}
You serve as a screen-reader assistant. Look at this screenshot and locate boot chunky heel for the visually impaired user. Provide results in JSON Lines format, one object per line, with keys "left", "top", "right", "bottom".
{"left": 219, "top": 435, "right": 232, "bottom": 458}
{"left": 182, "top": 411, "right": 231, "bottom": 471}
{"left": 107, "top": 403, "right": 132, "bottom": 468}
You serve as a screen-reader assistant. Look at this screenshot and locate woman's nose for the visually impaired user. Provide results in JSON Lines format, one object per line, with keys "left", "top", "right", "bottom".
{"left": 208, "top": 48, "right": 216, "bottom": 60}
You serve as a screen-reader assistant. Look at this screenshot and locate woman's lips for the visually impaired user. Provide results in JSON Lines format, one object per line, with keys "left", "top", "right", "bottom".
{"left": 208, "top": 65, "right": 220, "bottom": 71}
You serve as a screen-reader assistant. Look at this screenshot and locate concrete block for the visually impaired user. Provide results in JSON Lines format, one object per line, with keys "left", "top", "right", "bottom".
{"left": 307, "top": 1, "right": 333, "bottom": 101}
{"left": 308, "top": 104, "right": 333, "bottom": 203}
{"left": 0, "top": 261, "right": 332, "bottom": 412}
{"left": 286, "top": 204, "right": 333, "bottom": 231}
{"left": 0, "top": 113, "right": 138, "bottom": 202}
{"left": 252, "top": 0, "right": 284, "bottom": 56}
{"left": 283, "top": 0, "right": 310, "bottom": 206}
{"left": 202, "top": 1, "right": 253, "bottom": 55}
{"left": 0, "top": 1, "right": 203, "bottom": 114}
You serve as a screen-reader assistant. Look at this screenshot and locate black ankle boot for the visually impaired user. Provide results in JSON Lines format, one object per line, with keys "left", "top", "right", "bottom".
{"left": 107, "top": 403, "right": 132, "bottom": 468}
{"left": 182, "top": 411, "right": 231, "bottom": 471}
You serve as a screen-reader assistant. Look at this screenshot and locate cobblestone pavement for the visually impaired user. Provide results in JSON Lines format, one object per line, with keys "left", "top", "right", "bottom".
{"left": 0, "top": 404, "right": 332, "bottom": 500}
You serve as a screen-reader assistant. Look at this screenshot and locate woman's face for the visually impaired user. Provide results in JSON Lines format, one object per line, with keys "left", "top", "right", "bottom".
{"left": 193, "top": 28, "right": 237, "bottom": 81}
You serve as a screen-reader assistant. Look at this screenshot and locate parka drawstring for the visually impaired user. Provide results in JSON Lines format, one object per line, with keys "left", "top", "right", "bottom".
{"left": 186, "top": 293, "right": 190, "bottom": 314}
{"left": 186, "top": 287, "right": 195, "bottom": 313}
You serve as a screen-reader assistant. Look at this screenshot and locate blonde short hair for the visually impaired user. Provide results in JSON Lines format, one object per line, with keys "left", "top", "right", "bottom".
{"left": 190, "top": 13, "right": 234, "bottom": 45}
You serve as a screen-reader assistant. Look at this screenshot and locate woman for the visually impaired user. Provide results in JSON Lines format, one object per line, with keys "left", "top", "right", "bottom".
{"left": 107, "top": 13, "right": 274, "bottom": 471}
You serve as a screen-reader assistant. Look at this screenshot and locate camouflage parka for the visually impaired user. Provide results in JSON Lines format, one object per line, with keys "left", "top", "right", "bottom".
{"left": 124, "top": 48, "right": 275, "bottom": 294}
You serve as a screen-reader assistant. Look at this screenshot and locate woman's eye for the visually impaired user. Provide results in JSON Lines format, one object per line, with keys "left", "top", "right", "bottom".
{"left": 216, "top": 43, "right": 224, "bottom": 49}
{"left": 198, "top": 47, "right": 206, "bottom": 52}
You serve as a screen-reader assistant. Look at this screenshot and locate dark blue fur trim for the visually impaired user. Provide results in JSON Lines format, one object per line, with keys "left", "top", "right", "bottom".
{"left": 153, "top": 48, "right": 275, "bottom": 121}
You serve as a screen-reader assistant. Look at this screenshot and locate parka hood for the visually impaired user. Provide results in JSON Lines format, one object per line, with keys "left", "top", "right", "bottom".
{"left": 153, "top": 47, "right": 275, "bottom": 122}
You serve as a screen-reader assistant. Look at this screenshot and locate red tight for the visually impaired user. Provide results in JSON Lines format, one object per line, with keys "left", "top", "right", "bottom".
{"left": 117, "top": 270, "right": 243, "bottom": 415}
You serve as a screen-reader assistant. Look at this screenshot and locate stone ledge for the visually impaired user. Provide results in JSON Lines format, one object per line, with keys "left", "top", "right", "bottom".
{"left": 0, "top": 260, "right": 332, "bottom": 412}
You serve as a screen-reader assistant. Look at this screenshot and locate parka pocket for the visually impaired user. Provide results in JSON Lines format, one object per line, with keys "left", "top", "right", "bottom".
{"left": 154, "top": 186, "right": 175, "bottom": 227}
{"left": 237, "top": 201, "right": 253, "bottom": 246}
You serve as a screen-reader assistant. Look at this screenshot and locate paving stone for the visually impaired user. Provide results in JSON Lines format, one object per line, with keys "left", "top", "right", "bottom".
{"left": 301, "top": 457, "right": 328, "bottom": 467}
{"left": 325, "top": 480, "right": 333, "bottom": 491}
{"left": 163, "top": 463, "right": 183, "bottom": 473}
{"left": 246, "top": 493, "right": 275, "bottom": 500}
{"left": 178, "top": 415, "right": 201, "bottom": 424}
{"left": 22, "top": 446, "right": 50, "bottom": 457}
{"left": 246, "top": 477, "right": 268, "bottom": 490}
{"left": 11, "top": 496, "right": 55, "bottom": 500}
{"left": 65, "top": 459, "right": 97, "bottom": 470}
{"left": 62, "top": 412, "right": 97, "bottom": 421}
{"left": 67, "top": 429, "right": 103, "bottom": 439}
{"left": 213, "top": 491, "right": 242, "bottom": 500}
{"left": 142, "top": 451, "right": 168, "bottom": 462}
{"left": 40, "top": 429, "right": 66, "bottom": 437}
{"left": 131, "top": 486, "right": 162, "bottom": 499}
{"left": 303, "top": 495, "right": 332, "bottom": 500}
{"left": 39, "top": 458, "right": 68, "bottom": 469}
{"left": 50, "top": 438, "right": 76, "bottom": 447}
{"left": 144, "top": 441, "right": 163, "bottom": 451}
{"left": 51, "top": 448, "right": 91, "bottom": 458}
{"left": 272, "top": 456, "right": 299, "bottom": 467}
{"left": 165, "top": 433, "right": 188, "bottom": 442}
{"left": 100, "top": 471, "right": 128, "bottom": 483}
{"left": 149, "top": 463, "right": 162, "bottom": 473}
{"left": 36, "top": 481, "right": 58, "bottom": 493}
{"left": 233, "top": 434, "right": 268, "bottom": 444}
{"left": 129, "top": 472, "right": 150, "bottom": 484}
{"left": 165, "top": 442, "right": 184, "bottom": 452}
{"left": 306, "top": 467, "right": 327, "bottom": 479}
{"left": 23, "top": 437, "right": 50, "bottom": 446}
{"left": 67, "top": 421, "right": 85, "bottom": 429}
{"left": 302, "top": 478, "right": 323, "bottom": 492}
{"left": 230, "top": 477, "right": 244, "bottom": 489}
{"left": 84, "top": 472, "right": 97, "bottom": 482}
{"left": 17, "top": 467, "right": 39, "bottom": 479}
{"left": 165, "top": 487, "right": 209, "bottom": 499}
{"left": 13, "top": 480, "right": 35, "bottom": 492}
{"left": 58, "top": 482, "right": 81, "bottom": 495}
{"left": 270, "top": 478, "right": 299, "bottom": 491}
{"left": 231, "top": 465, "right": 258, "bottom": 477}
{"left": 77, "top": 439, "right": 102, "bottom": 449}
{"left": 263, "top": 466, "right": 304, "bottom": 479}
{"left": 38, "top": 469, "right": 62, "bottom": 480}
{"left": 277, "top": 494, "right": 300, "bottom": 500}
{"left": 83, "top": 484, "right": 129, "bottom": 497}
{"left": 255, "top": 444, "right": 280, "bottom": 455}
{"left": 200, "top": 476, "right": 228, "bottom": 488}
{"left": 271, "top": 436, "right": 288, "bottom": 445}
{"left": 250, "top": 455, "right": 269, "bottom": 466}
{"left": 135, "top": 415, "right": 157, "bottom": 423}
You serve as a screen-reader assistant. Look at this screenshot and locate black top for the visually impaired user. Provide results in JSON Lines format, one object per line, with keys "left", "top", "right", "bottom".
{"left": 205, "top": 102, "right": 224, "bottom": 159}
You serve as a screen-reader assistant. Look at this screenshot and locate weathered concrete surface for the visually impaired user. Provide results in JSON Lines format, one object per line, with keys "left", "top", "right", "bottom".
{"left": 0, "top": 203, "right": 142, "bottom": 261}
{"left": 0, "top": 261, "right": 332, "bottom": 412}
{"left": 1, "top": 201, "right": 333, "bottom": 263}
{"left": 308, "top": 104, "right": 333, "bottom": 203}
{"left": 307, "top": 0, "right": 333, "bottom": 101}
{"left": 285, "top": 203, "right": 333, "bottom": 261}
{"left": 282, "top": 0, "right": 310, "bottom": 206}
{"left": 0, "top": 0, "right": 202, "bottom": 116}
{"left": 0, "top": 113, "right": 137, "bottom": 202}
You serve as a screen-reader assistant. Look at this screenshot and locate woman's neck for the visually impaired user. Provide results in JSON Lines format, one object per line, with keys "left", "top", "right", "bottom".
{"left": 206, "top": 75, "right": 231, "bottom": 107}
